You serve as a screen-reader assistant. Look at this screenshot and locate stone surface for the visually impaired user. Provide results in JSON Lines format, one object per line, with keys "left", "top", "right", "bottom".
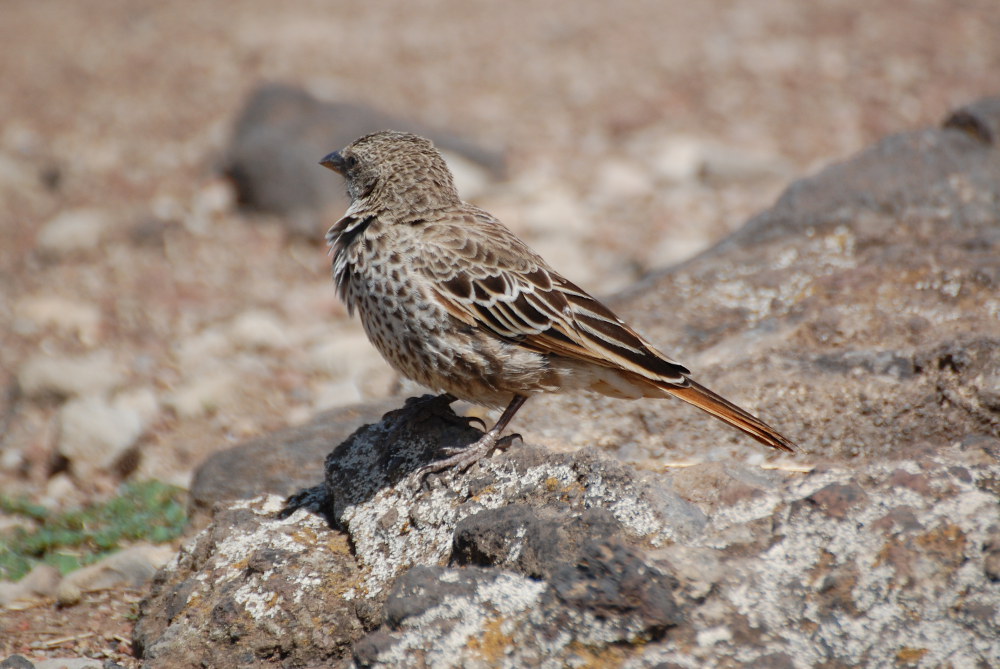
{"left": 137, "top": 101, "right": 1000, "bottom": 666}
{"left": 0, "top": 565, "right": 61, "bottom": 608}
{"left": 222, "top": 83, "right": 505, "bottom": 236}
{"left": 56, "top": 393, "right": 156, "bottom": 479}
{"left": 56, "top": 544, "right": 175, "bottom": 606}
{"left": 34, "top": 208, "right": 114, "bottom": 258}
{"left": 17, "top": 351, "right": 124, "bottom": 400}
{"left": 189, "top": 397, "right": 402, "bottom": 519}
{"left": 133, "top": 496, "right": 364, "bottom": 669}
{"left": 514, "top": 95, "right": 1000, "bottom": 467}
{"left": 139, "top": 397, "right": 999, "bottom": 667}
{"left": 138, "top": 398, "right": 701, "bottom": 668}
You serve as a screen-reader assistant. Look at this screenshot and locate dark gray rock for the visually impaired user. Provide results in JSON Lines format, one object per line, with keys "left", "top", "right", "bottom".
{"left": 358, "top": 540, "right": 681, "bottom": 666}
{"left": 137, "top": 398, "right": 700, "bottom": 667}
{"left": 452, "top": 504, "right": 624, "bottom": 579}
{"left": 133, "top": 497, "right": 364, "bottom": 669}
{"left": 545, "top": 539, "right": 681, "bottom": 639}
{"left": 222, "top": 83, "right": 505, "bottom": 236}
{"left": 0, "top": 656, "right": 35, "bottom": 669}
{"left": 944, "top": 96, "right": 1000, "bottom": 145}
{"left": 189, "top": 397, "right": 401, "bottom": 520}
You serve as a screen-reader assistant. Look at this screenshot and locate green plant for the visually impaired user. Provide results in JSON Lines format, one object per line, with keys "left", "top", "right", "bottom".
{"left": 0, "top": 480, "right": 187, "bottom": 581}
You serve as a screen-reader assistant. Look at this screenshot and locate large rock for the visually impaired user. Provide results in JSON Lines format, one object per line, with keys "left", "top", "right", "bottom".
{"left": 133, "top": 496, "right": 364, "bottom": 668}
{"left": 136, "top": 398, "right": 698, "bottom": 668}
{"left": 137, "top": 399, "right": 998, "bottom": 668}
{"left": 136, "top": 98, "right": 1000, "bottom": 667}
{"left": 515, "top": 95, "right": 1000, "bottom": 464}
{"left": 189, "top": 398, "right": 402, "bottom": 521}
{"left": 222, "top": 83, "right": 505, "bottom": 236}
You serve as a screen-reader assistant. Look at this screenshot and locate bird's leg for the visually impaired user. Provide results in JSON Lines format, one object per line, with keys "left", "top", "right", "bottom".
{"left": 415, "top": 394, "right": 528, "bottom": 479}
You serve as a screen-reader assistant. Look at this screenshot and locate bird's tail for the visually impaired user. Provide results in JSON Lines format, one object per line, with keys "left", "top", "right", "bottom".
{"left": 658, "top": 379, "right": 796, "bottom": 452}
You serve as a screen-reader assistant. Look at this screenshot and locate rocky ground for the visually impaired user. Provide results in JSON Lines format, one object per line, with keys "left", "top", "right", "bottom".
{"left": 134, "top": 101, "right": 1000, "bottom": 667}
{"left": 1, "top": 1, "right": 999, "bottom": 667}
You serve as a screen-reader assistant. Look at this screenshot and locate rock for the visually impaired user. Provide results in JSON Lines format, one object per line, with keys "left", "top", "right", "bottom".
{"left": 33, "top": 659, "right": 104, "bottom": 669}
{"left": 136, "top": 98, "right": 1000, "bottom": 667}
{"left": 56, "top": 544, "right": 175, "bottom": 605}
{"left": 0, "top": 655, "right": 35, "bottom": 669}
{"left": 361, "top": 544, "right": 681, "bottom": 666}
{"left": 306, "top": 396, "right": 699, "bottom": 591}
{"left": 451, "top": 504, "right": 625, "bottom": 579}
{"left": 141, "top": 396, "right": 999, "bottom": 667}
{"left": 943, "top": 95, "right": 1000, "bottom": 145}
{"left": 647, "top": 134, "right": 791, "bottom": 184}
{"left": 35, "top": 208, "right": 114, "bottom": 258}
{"left": 189, "top": 397, "right": 401, "bottom": 518}
{"left": 304, "top": 325, "right": 396, "bottom": 404}
{"left": 13, "top": 295, "right": 102, "bottom": 344}
{"left": 114, "top": 387, "right": 160, "bottom": 425}
{"left": 222, "top": 83, "right": 505, "bottom": 236}
{"left": 41, "top": 472, "right": 78, "bottom": 509}
{"left": 308, "top": 379, "right": 364, "bottom": 412}
{"left": 515, "top": 95, "right": 1000, "bottom": 465}
{"left": 186, "top": 177, "right": 237, "bottom": 233}
{"left": 227, "top": 309, "right": 290, "bottom": 350}
{"left": 163, "top": 370, "right": 239, "bottom": 419}
{"left": 137, "top": 397, "right": 704, "bottom": 666}
{"left": 133, "top": 496, "right": 364, "bottom": 669}
{"left": 354, "top": 566, "right": 548, "bottom": 666}
{"left": 56, "top": 392, "right": 155, "bottom": 479}
{"left": 18, "top": 351, "right": 123, "bottom": 400}
{"left": 0, "top": 564, "right": 61, "bottom": 608}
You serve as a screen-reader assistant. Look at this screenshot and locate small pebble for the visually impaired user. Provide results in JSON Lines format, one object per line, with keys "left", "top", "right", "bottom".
{"left": 56, "top": 544, "right": 176, "bottom": 606}
{"left": 18, "top": 351, "right": 123, "bottom": 399}
{"left": 165, "top": 369, "right": 239, "bottom": 418}
{"left": 35, "top": 208, "right": 113, "bottom": 258}
{"left": 57, "top": 394, "right": 149, "bottom": 478}
{"left": 0, "top": 564, "right": 61, "bottom": 608}
{"left": 13, "top": 295, "right": 101, "bottom": 344}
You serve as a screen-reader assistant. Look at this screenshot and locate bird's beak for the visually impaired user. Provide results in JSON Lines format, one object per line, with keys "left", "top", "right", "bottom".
{"left": 320, "top": 150, "right": 347, "bottom": 175}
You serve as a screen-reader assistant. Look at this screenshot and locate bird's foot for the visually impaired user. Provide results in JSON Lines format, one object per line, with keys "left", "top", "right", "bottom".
{"left": 414, "top": 431, "right": 521, "bottom": 485}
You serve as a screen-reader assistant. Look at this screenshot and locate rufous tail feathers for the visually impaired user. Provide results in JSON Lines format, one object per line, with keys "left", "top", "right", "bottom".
{"left": 660, "top": 379, "right": 796, "bottom": 452}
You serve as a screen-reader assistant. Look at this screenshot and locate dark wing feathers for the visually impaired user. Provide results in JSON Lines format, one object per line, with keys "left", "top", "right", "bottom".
{"left": 417, "top": 210, "right": 691, "bottom": 386}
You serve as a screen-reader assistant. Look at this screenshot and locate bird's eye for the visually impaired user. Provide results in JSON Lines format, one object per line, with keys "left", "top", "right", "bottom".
{"left": 346, "top": 156, "right": 358, "bottom": 169}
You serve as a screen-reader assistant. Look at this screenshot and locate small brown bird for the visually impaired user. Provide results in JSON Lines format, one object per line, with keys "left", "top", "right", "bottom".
{"left": 320, "top": 131, "right": 795, "bottom": 475}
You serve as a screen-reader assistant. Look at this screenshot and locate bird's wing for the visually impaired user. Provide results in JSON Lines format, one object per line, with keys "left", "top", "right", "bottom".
{"left": 414, "top": 208, "right": 796, "bottom": 453}
{"left": 414, "top": 208, "right": 691, "bottom": 387}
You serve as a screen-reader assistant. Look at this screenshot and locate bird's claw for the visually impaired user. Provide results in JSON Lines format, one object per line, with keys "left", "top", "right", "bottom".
{"left": 460, "top": 414, "right": 488, "bottom": 431}
{"left": 411, "top": 431, "right": 523, "bottom": 492}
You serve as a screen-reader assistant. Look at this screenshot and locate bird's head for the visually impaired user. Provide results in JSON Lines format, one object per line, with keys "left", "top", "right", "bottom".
{"left": 320, "top": 130, "right": 460, "bottom": 212}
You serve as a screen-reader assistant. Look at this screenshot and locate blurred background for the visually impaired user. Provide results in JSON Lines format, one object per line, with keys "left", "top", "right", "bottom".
{"left": 1, "top": 0, "right": 998, "bottom": 510}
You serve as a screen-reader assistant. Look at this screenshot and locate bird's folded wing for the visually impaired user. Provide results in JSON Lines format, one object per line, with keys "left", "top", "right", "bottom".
{"left": 415, "top": 214, "right": 690, "bottom": 386}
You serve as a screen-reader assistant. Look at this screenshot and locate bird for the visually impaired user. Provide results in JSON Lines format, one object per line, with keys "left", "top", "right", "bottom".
{"left": 319, "top": 131, "right": 795, "bottom": 476}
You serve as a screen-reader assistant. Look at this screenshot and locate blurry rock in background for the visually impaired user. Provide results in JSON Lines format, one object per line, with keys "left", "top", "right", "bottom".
{"left": 222, "top": 83, "right": 507, "bottom": 238}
